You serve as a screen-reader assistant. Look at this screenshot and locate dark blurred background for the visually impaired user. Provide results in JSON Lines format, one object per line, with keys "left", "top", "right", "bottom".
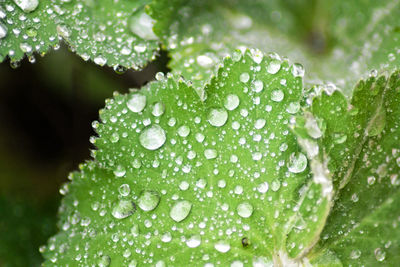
{"left": 0, "top": 45, "right": 167, "bottom": 266}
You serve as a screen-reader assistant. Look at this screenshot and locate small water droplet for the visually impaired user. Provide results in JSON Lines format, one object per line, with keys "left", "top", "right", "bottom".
{"left": 240, "top": 72, "right": 250, "bottom": 83}
{"left": 271, "top": 180, "right": 281, "bottom": 191}
{"left": 0, "top": 23, "right": 7, "bottom": 39}
{"left": 93, "top": 55, "right": 107, "bottom": 66}
{"left": 151, "top": 102, "right": 165, "bottom": 117}
{"left": 237, "top": 202, "right": 254, "bottom": 218}
{"left": 257, "top": 182, "right": 269, "bottom": 193}
{"left": 197, "top": 55, "right": 214, "bottom": 68}
{"left": 367, "top": 176, "right": 376, "bottom": 185}
{"left": 271, "top": 90, "right": 284, "bottom": 102}
{"left": 161, "top": 232, "right": 172, "bottom": 242}
{"left": 114, "top": 165, "right": 126, "bottom": 177}
{"left": 374, "top": 248, "right": 386, "bottom": 262}
{"left": 286, "top": 102, "right": 300, "bottom": 114}
{"left": 138, "top": 190, "right": 160, "bottom": 211}
{"left": 13, "top": 0, "right": 38, "bottom": 13}
{"left": 178, "top": 125, "right": 190, "bottom": 137}
{"left": 119, "top": 184, "right": 130, "bottom": 196}
{"left": 127, "top": 93, "right": 146, "bottom": 113}
{"left": 207, "top": 108, "right": 228, "bottom": 127}
{"left": 139, "top": 125, "right": 166, "bottom": 150}
{"left": 170, "top": 200, "right": 192, "bottom": 222}
{"left": 224, "top": 94, "right": 240, "bottom": 110}
{"left": 204, "top": 148, "right": 217, "bottom": 159}
{"left": 291, "top": 63, "right": 305, "bottom": 77}
{"left": 267, "top": 60, "right": 281, "bottom": 74}
{"left": 252, "top": 80, "right": 263, "bottom": 93}
{"left": 214, "top": 240, "right": 231, "bottom": 253}
{"left": 288, "top": 152, "right": 307, "bottom": 173}
{"left": 350, "top": 249, "right": 361, "bottom": 259}
{"left": 333, "top": 132, "right": 347, "bottom": 144}
{"left": 112, "top": 200, "right": 136, "bottom": 219}
{"left": 56, "top": 24, "right": 71, "bottom": 39}
{"left": 186, "top": 235, "right": 201, "bottom": 248}
{"left": 231, "top": 260, "right": 244, "bottom": 267}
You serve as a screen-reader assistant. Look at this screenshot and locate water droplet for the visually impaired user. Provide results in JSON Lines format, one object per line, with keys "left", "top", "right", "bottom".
{"left": 207, "top": 108, "right": 228, "bottom": 127}
{"left": 240, "top": 72, "right": 250, "bottom": 83}
{"left": 131, "top": 224, "right": 139, "bottom": 236}
{"left": 288, "top": 152, "right": 307, "bottom": 173}
{"left": 130, "top": 9, "right": 157, "bottom": 40}
{"left": 112, "top": 200, "right": 136, "bottom": 219}
{"left": 267, "top": 60, "right": 281, "bottom": 74}
{"left": 128, "top": 259, "right": 138, "bottom": 267}
{"left": 271, "top": 180, "right": 281, "bottom": 191}
{"left": 13, "top": 0, "right": 38, "bottom": 13}
{"left": 333, "top": 133, "right": 347, "bottom": 144}
{"left": 286, "top": 102, "right": 300, "bottom": 114}
{"left": 114, "top": 165, "right": 126, "bottom": 177}
{"left": 231, "top": 260, "right": 244, "bottom": 267}
{"left": 119, "top": 184, "right": 130, "bottom": 196}
{"left": 170, "top": 200, "right": 192, "bottom": 222}
{"left": 291, "top": 63, "right": 305, "bottom": 77}
{"left": 350, "top": 249, "right": 361, "bottom": 259}
{"left": 155, "top": 260, "right": 166, "bottom": 267}
{"left": 214, "top": 240, "right": 231, "bottom": 253}
{"left": 0, "top": 23, "right": 7, "bottom": 39}
{"left": 186, "top": 235, "right": 201, "bottom": 248}
{"left": 138, "top": 190, "right": 160, "bottom": 211}
{"left": 271, "top": 90, "right": 284, "bottom": 102}
{"left": 139, "top": 125, "right": 166, "bottom": 150}
{"left": 257, "top": 182, "right": 269, "bottom": 193}
{"left": 56, "top": 24, "right": 71, "bottom": 39}
{"left": 224, "top": 94, "right": 240, "bottom": 110}
{"left": 161, "top": 232, "right": 172, "bottom": 242}
{"left": 178, "top": 125, "right": 190, "bottom": 137}
{"left": 367, "top": 176, "right": 376, "bottom": 185}
{"left": 305, "top": 113, "right": 323, "bottom": 139}
{"left": 237, "top": 202, "right": 253, "bottom": 218}
{"left": 127, "top": 93, "right": 146, "bottom": 113}
{"left": 197, "top": 55, "right": 214, "bottom": 68}
{"left": 97, "top": 255, "right": 111, "bottom": 267}
{"left": 151, "top": 102, "right": 165, "bottom": 117}
{"left": 252, "top": 80, "right": 263, "bottom": 93}
{"left": 254, "top": 119, "right": 266, "bottom": 129}
{"left": 204, "top": 148, "right": 217, "bottom": 159}
{"left": 374, "top": 248, "right": 386, "bottom": 262}
{"left": 93, "top": 55, "right": 107, "bottom": 66}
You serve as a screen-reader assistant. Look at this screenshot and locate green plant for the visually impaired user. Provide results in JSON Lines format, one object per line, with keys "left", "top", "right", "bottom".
{"left": 1, "top": 0, "right": 400, "bottom": 266}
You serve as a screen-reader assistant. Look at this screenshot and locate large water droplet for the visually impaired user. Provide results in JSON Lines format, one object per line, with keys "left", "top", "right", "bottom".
{"left": 374, "top": 248, "right": 386, "bottom": 262}
{"left": 139, "top": 125, "right": 166, "bottom": 150}
{"left": 207, "top": 108, "right": 228, "bottom": 127}
{"left": 127, "top": 93, "right": 146, "bottom": 113}
{"left": 288, "top": 152, "right": 307, "bottom": 173}
{"left": 224, "top": 94, "right": 240, "bottom": 110}
{"left": 130, "top": 9, "right": 157, "bottom": 40}
{"left": 267, "top": 60, "right": 281, "bottom": 74}
{"left": 214, "top": 240, "right": 231, "bottom": 253}
{"left": 138, "top": 190, "right": 160, "bottom": 211}
{"left": 170, "top": 200, "right": 192, "bottom": 222}
{"left": 204, "top": 148, "right": 217, "bottom": 159}
{"left": 252, "top": 80, "right": 263, "bottom": 93}
{"left": 186, "top": 235, "right": 201, "bottom": 248}
{"left": 0, "top": 23, "right": 7, "bottom": 39}
{"left": 237, "top": 202, "right": 254, "bottom": 218}
{"left": 13, "top": 0, "right": 38, "bottom": 13}
{"left": 112, "top": 200, "right": 136, "bottom": 219}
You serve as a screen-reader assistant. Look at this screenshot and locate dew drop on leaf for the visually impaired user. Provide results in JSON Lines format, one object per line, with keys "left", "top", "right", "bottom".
{"left": 237, "top": 202, "right": 254, "bottom": 218}
{"left": 214, "top": 240, "right": 231, "bottom": 253}
{"left": 257, "top": 182, "right": 269, "bottom": 193}
{"left": 127, "top": 93, "right": 147, "bottom": 113}
{"left": 333, "top": 132, "right": 347, "bottom": 144}
{"left": 138, "top": 190, "right": 160, "bottom": 211}
{"left": 177, "top": 125, "right": 190, "bottom": 137}
{"left": 97, "top": 255, "right": 111, "bottom": 267}
{"left": 239, "top": 72, "right": 250, "bottom": 83}
{"left": 224, "top": 94, "right": 240, "bottom": 110}
{"left": 286, "top": 102, "right": 300, "bottom": 114}
{"left": 291, "top": 63, "right": 305, "bottom": 77}
{"left": 118, "top": 184, "right": 130, "bottom": 196}
{"left": 0, "top": 23, "right": 7, "bottom": 39}
{"left": 151, "top": 102, "right": 165, "bottom": 117}
{"left": 271, "top": 90, "right": 284, "bottom": 102}
{"left": 112, "top": 200, "right": 136, "bottom": 219}
{"left": 374, "top": 248, "right": 386, "bottom": 262}
{"left": 254, "top": 119, "right": 266, "bottom": 129}
{"left": 186, "top": 235, "right": 201, "bottom": 248}
{"left": 287, "top": 152, "right": 308, "bottom": 173}
{"left": 196, "top": 55, "right": 214, "bottom": 68}
{"left": 170, "top": 200, "right": 192, "bottom": 222}
{"left": 252, "top": 80, "right": 264, "bottom": 93}
{"left": 267, "top": 59, "right": 281, "bottom": 74}
{"left": 13, "top": 0, "right": 38, "bottom": 13}
{"left": 204, "top": 148, "right": 217, "bottom": 159}
{"left": 113, "top": 165, "right": 126, "bottom": 177}
{"left": 139, "top": 125, "right": 166, "bottom": 150}
{"left": 207, "top": 108, "right": 228, "bottom": 127}
{"left": 350, "top": 249, "right": 361, "bottom": 259}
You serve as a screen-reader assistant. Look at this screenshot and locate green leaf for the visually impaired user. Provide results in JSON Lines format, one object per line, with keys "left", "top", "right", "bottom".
{"left": 149, "top": 0, "right": 400, "bottom": 94}
{"left": 0, "top": 0, "right": 59, "bottom": 63}
{"left": 295, "top": 71, "right": 400, "bottom": 265}
{"left": 42, "top": 50, "right": 332, "bottom": 266}
{"left": 53, "top": 0, "right": 159, "bottom": 69}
